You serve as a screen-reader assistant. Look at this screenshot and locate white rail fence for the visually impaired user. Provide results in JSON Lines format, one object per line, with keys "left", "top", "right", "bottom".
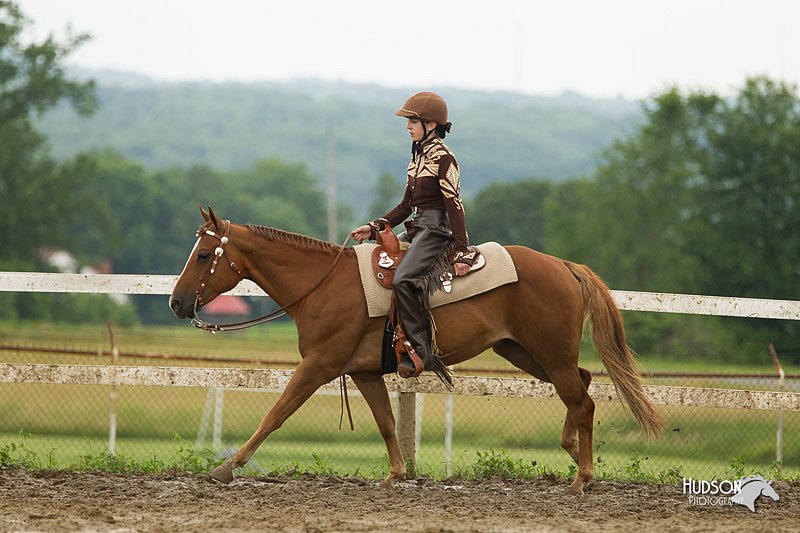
{"left": 1, "top": 271, "right": 799, "bottom": 472}
{"left": 3, "top": 271, "right": 800, "bottom": 319}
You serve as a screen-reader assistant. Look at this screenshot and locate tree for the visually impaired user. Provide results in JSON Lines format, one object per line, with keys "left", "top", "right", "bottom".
{"left": 546, "top": 78, "right": 800, "bottom": 358}
{"left": 0, "top": 0, "right": 97, "bottom": 262}
{"left": 467, "top": 180, "right": 554, "bottom": 249}
{"left": 0, "top": 2, "right": 138, "bottom": 324}
{"left": 567, "top": 88, "right": 711, "bottom": 292}
{"left": 369, "top": 172, "right": 403, "bottom": 217}
{"left": 542, "top": 178, "right": 597, "bottom": 263}
{"left": 579, "top": 79, "right": 800, "bottom": 301}
{"left": 690, "top": 78, "right": 800, "bottom": 300}
{"left": 61, "top": 149, "right": 162, "bottom": 272}
{"left": 233, "top": 158, "right": 328, "bottom": 237}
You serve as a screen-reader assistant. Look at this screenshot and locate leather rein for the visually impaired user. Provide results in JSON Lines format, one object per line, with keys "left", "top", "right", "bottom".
{"left": 190, "top": 220, "right": 353, "bottom": 333}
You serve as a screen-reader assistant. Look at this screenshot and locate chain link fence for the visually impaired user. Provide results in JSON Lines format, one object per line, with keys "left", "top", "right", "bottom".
{"left": 1, "top": 321, "right": 797, "bottom": 481}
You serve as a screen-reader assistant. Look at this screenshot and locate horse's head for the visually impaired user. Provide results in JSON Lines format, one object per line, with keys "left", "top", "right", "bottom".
{"left": 169, "top": 206, "right": 245, "bottom": 320}
{"left": 760, "top": 480, "right": 780, "bottom": 502}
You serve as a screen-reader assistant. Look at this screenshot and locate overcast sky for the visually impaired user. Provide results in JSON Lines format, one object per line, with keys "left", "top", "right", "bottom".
{"left": 17, "top": 0, "right": 800, "bottom": 99}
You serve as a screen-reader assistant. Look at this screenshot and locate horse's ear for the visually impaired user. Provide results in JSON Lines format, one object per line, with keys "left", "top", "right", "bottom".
{"left": 207, "top": 205, "right": 222, "bottom": 231}
{"left": 199, "top": 205, "right": 210, "bottom": 223}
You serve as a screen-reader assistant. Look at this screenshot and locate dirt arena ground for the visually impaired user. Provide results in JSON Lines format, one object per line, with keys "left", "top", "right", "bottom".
{"left": 0, "top": 468, "right": 797, "bottom": 532}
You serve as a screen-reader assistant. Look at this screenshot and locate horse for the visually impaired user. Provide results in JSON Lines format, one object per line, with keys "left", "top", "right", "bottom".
{"left": 169, "top": 207, "right": 665, "bottom": 495}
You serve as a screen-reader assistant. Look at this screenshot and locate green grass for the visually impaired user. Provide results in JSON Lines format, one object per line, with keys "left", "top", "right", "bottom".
{"left": 1, "top": 392, "right": 796, "bottom": 481}
{"left": 0, "top": 321, "right": 797, "bottom": 482}
{"left": 1, "top": 431, "right": 793, "bottom": 484}
{"left": 1, "top": 319, "right": 794, "bottom": 374}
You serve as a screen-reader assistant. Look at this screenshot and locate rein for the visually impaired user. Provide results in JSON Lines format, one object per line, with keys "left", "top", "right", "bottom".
{"left": 190, "top": 220, "right": 354, "bottom": 333}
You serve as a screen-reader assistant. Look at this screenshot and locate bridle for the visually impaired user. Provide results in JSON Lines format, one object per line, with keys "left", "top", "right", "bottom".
{"left": 192, "top": 220, "right": 242, "bottom": 311}
{"left": 189, "top": 220, "right": 353, "bottom": 333}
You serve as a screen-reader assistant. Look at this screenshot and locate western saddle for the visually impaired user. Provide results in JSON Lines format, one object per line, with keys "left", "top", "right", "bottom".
{"left": 369, "top": 219, "right": 485, "bottom": 377}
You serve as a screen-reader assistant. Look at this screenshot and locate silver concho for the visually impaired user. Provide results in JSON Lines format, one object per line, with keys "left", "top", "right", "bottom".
{"left": 378, "top": 251, "right": 394, "bottom": 268}
{"left": 441, "top": 272, "right": 454, "bottom": 293}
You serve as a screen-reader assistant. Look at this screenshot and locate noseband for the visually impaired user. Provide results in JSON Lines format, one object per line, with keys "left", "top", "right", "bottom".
{"left": 189, "top": 220, "right": 353, "bottom": 333}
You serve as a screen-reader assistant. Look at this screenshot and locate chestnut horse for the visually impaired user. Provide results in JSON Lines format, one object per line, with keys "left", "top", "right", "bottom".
{"left": 169, "top": 207, "right": 664, "bottom": 494}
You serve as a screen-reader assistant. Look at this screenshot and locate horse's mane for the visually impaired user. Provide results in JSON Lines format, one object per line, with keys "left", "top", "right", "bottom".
{"left": 245, "top": 224, "right": 355, "bottom": 256}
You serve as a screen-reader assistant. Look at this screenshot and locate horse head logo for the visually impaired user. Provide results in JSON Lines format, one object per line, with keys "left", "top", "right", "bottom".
{"left": 730, "top": 475, "right": 780, "bottom": 512}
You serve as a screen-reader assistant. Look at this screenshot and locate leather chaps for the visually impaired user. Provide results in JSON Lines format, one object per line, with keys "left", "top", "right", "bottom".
{"left": 392, "top": 209, "right": 452, "bottom": 371}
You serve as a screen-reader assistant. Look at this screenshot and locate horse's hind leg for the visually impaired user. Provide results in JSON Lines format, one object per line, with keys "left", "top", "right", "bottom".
{"left": 210, "top": 358, "right": 338, "bottom": 483}
{"left": 493, "top": 340, "right": 595, "bottom": 494}
{"left": 350, "top": 373, "right": 406, "bottom": 485}
{"left": 492, "top": 339, "right": 551, "bottom": 382}
{"left": 492, "top": 340, "right": 591, "bottom": 464}
{"left": 547, "top": 367, "right": 595, "bottom": 495}
{"left": 560, "top": 368, "right": 592, "bottom": 465}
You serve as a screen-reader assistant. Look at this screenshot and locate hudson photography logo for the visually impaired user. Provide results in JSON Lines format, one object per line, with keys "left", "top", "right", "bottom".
{"left": 682, "top": 475, "right": 780, "bottom": 512}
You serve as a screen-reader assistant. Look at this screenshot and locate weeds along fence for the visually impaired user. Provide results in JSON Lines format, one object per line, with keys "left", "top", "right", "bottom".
{"left": 1, "top": 271, "right": 799, "bottom": 479}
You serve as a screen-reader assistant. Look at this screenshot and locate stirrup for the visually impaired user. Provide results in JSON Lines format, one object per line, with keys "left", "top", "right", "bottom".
{"left": 397, "top": 340, "right": 424, "bottom": 378}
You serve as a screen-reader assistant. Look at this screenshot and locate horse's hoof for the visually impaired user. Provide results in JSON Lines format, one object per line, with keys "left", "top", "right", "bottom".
{"left": 381, "top": 473, "right": 405, "bottom": 487}
{"left": 209, "top": 463, "right": 234, "bottom": 484}
{"left": 567, "top": 483, "right": 584, "bottom": 496}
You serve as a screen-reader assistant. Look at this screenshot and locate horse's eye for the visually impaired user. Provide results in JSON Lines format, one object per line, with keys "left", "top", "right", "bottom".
{"left": 197, "top": 250, "right": 211, "bottom": 261}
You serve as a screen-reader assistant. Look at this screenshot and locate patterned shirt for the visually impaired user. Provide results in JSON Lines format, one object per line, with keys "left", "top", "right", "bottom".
{"left": 382, "top": 138, "right": 469, "bottom": 251}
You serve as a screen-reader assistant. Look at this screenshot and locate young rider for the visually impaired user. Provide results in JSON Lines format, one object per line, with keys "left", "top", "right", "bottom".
{"left": 351, "top": 91, "right": 475, "bottom": 379}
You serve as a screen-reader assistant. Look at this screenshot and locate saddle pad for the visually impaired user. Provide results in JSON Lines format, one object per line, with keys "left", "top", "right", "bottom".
{"left": 354, "top": 241, "right": 518, "bottom": 318}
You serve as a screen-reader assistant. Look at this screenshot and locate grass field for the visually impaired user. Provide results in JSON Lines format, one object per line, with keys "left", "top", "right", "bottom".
{"left": 0, "top": 320, "right": 797, "bottom": 480}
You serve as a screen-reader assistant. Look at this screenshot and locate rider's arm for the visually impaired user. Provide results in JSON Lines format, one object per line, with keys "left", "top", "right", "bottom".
{"left": 437, "top": 155, "right": 470, "bottom": 260}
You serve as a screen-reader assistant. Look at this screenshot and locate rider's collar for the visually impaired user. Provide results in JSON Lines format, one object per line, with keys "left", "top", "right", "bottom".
{"left": 413, "top": 136, "right": 442, "bottom": 156}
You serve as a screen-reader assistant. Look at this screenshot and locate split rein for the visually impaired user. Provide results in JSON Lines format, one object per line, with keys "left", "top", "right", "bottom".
{"left": 190, "top": 220, "right": 354, "bottom": 333}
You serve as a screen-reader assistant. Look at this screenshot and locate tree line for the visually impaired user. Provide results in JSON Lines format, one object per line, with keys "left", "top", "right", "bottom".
{"left": 37, "top": 76, "right": 638, "bottom": 217}
{"left": 470, "top": 79, "right": 800, "bottom": 362}
{"left": 3, "top": 1, "right": 799, "bottom": 362}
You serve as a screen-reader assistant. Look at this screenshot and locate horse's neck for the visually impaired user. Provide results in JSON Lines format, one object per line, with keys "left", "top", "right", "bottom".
{"left": 240, "top": 232, "right": 339, "bottom": 308}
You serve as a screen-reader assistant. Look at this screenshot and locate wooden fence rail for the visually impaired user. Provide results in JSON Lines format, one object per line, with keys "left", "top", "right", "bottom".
{"left": 2, "top": 364, "right": 798, "bottom": 411}
{"left": 2, "top": 271, "right": 800, "bottom": 319}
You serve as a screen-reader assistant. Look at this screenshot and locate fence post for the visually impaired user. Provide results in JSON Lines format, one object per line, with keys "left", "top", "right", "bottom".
{"left": 444, "top": 393, "right": 454, "bottom": 476}
{"left": 769, "top": 343, "right": 785, "bottom": 470}
{"left": 212, "top": 388, "right": 224, "bottom": 451}
{"left": 397, "top": 391, "right": 417, "bottom": 476}
{"left": 414, "top": 393, "right": 424, "bottom": 453}
{"left": 107, "top": 323, "right": 119, "bottom": 455}
{"left": 196, "top": 388, "right": 214, "bottom": 449}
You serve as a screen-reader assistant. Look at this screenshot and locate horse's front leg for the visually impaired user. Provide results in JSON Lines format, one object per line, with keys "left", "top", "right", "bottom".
{"left": 210, "top": 358, "right": 339, "bottom": 483}
{"left": 350, "top": 373, "right": 406, "bottom": 485}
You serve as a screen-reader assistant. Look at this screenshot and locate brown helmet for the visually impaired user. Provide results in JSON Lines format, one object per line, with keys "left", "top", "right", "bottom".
{"left": 395, "top": 91, "right": 449, "bottom": 126}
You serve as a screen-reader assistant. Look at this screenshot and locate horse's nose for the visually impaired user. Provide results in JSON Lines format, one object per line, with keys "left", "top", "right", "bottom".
{"left": 169, "top": 297, "right": 181, "bottom": 314}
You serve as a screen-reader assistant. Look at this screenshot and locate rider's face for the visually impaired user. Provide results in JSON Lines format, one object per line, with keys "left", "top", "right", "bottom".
{"left": 406, "top": 118, "right": 437, "bottom": 142}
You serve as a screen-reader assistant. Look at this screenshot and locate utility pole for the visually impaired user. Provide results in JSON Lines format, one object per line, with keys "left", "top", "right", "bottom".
{"left": 326, "top": 128, "right": 337, "bottom": 242}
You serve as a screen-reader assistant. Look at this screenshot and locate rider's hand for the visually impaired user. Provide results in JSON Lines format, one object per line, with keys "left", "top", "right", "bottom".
{"left": 351, "top": 225, "right": 373, "bottom": 244}
{"left": 453, "top": 262, "right": 470, "bottom": 277}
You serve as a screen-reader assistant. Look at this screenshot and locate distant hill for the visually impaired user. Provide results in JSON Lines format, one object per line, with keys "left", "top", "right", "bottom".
{"left": 38, "top": 69, "right": 641, "bottom": 213}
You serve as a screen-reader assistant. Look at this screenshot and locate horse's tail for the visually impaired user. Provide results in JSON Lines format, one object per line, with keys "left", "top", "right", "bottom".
{"left": 564, "top": 260, "right": 665, "bottom": 438}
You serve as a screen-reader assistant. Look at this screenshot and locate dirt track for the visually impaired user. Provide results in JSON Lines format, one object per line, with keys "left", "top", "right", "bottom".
{"left": 0, "top": 468, "right": 797, "bottom": 532}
